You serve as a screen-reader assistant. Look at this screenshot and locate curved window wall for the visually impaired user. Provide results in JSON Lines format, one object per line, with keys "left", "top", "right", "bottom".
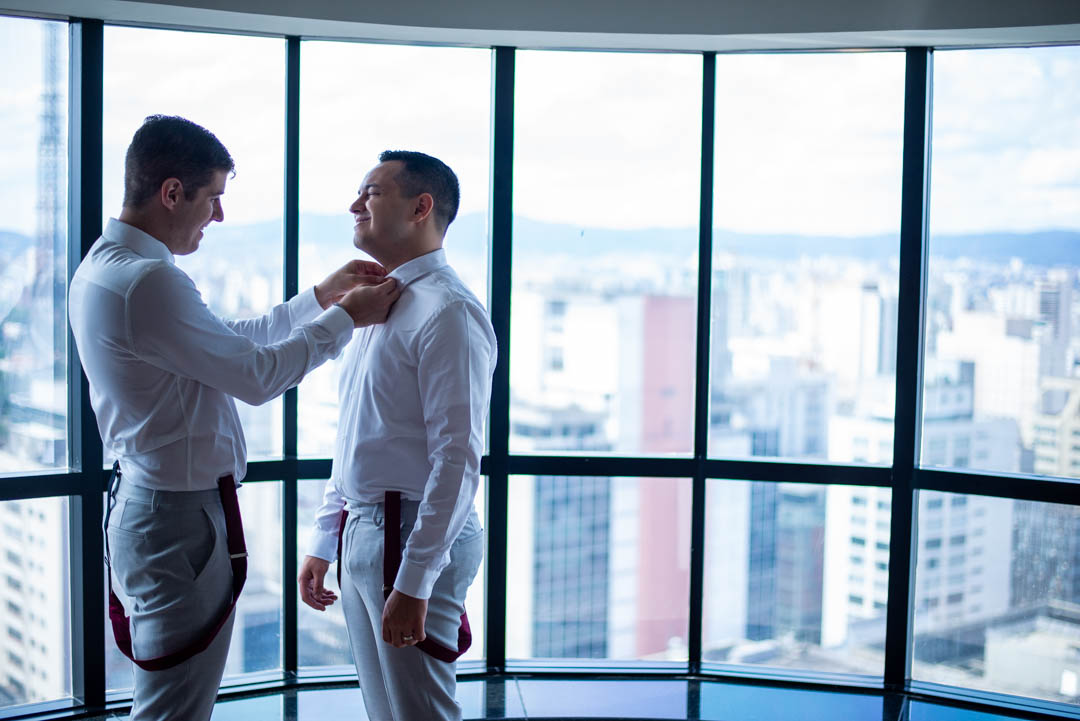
{"left": 0, "top": 13, "right": 1078, "bottom": 720}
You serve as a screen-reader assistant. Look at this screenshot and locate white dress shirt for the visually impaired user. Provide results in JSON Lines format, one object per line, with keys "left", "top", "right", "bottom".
{"left": 307, "top": 248, "right": 497, "bottom": 600}
{"left": 69, "top": 218, "right": 354, "bottom": 491}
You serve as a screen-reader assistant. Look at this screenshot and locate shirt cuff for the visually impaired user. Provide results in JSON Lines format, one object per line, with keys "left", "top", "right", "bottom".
{"left": 316, "top": 304, "right": 354, "bottom": 346}
{"left": 307, "top": 528, "right": 341, "bottom": 563}
{"left": 287, "top": 286, "right": 324, "bottom": 324}
{"left": 394, "top": 558, "right": 441, "bottom": 600}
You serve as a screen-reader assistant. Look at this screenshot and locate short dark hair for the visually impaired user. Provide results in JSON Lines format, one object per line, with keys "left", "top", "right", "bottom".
{"left": 123, "top": 115, "right": 234, "bottom": 208}
{"left": 379, "top": 150, "right": 460, "bottom": 232}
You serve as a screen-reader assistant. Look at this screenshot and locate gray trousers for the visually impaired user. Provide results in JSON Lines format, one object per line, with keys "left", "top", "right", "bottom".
{"left": 340, "top": 499, "right": 484, "bottom": 721}
{"left": 107, "top": 480, "right": 235, "bottom": 721}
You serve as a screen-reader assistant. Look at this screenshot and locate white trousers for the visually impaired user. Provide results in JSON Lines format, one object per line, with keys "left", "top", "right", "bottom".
{"left": 107, "top": 480, "right": 235, "bottom": 721}
{"left": 340, "top": 499, "right": 484, "bottom": 721}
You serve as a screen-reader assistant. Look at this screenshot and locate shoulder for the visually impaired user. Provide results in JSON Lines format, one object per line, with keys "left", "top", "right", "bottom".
{"left": 74, "top": 238, "right": 177, "bottom": 298}
{"left": 418, "top": 295, "right": 496, "bottom": 359}
{"left": 126, "top": 261, "right": 203, "bottom": 320}
{"left": 392, "top": 267, "right": 485, "bottom": 327}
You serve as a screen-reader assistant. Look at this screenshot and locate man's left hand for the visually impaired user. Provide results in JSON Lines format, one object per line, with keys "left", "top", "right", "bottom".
{"left": 315, "top": 259, "right": 388, "bottom": 309}
{"left": 381, "top": 589, "right": 428, "bottom": 648}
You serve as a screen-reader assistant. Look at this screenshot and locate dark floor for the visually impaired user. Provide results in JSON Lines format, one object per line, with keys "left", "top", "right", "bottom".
{"left": 73, "top": 678, "right": 1074, "bottom": 721}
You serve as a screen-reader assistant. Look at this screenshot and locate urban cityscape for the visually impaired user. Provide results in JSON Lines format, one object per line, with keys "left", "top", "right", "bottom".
{"left": 1, "top": 19, "right": 1079, "bottom": 714}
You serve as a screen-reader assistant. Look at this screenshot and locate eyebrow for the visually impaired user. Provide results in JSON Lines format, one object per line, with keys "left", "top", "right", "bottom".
{"left": 358, "top": 183, "right": 381, "bottom": 193}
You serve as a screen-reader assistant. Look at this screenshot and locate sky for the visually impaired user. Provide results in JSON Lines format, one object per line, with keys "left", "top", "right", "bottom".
{"left": 2, "top": 16, "right": 1080, "bottom": 241}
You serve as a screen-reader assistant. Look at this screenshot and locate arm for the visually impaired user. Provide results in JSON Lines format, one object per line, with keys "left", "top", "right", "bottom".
{"left": 299, "top": 477, "right": 348, "bottom": 611}
{"left": 226, "top": 260, "right": 387, "bottom": 344}
{"left": 398, "top": 302, "right": 495, "bottom": 598}
{"left": 381, "top": 301, "right": 496, "bottom": 646}
{"left": 128, "top": 264, "right": 354, "bottom": 406}
{"left": 223, "top": 288, "right": 323, "bottom": 345}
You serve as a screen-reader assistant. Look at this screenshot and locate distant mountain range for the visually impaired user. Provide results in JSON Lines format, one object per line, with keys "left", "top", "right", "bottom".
{"left": 4, "top": 215, "right": 1079, "bottom": 269}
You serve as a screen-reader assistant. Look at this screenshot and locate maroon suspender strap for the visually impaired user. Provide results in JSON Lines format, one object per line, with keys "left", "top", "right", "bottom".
{"left": 336, "top": 509, "right": 348, "bottom": 588}
{"left": 383, "top": 492, "right": 471, "bottom": 662}
{"left": 108, "top": 476, "right": 247, "bottom": 672}
{"left": 335, "top": 493, "right": 471, "bottom": 662}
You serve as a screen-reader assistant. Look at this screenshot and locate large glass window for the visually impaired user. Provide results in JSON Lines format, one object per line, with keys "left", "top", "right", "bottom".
{"left": 703, "top": 480, "right": 889, "bottom": 677}
{"left": 710, "top": 52, "right": 905, "bottom": 464}
{"left": 507, "top": 476, "right": 691, "bottom": 663}
{"left": 297, "top": 41, "right": 492, "bottom": 458}
{"left": 0, "top": 497, "right": 71, "bottom": 711}
{"left": 0, "top": 16, "right": 69, "bottom": 475}
{"left": 297, "top": 479, "right": 350, "bottom": 670}
{"left": 102, "top": 26, "right": 286, "bottom": 462}
{"left": 912, "top": 492, "right": 1080, "bottom": 704}
{"left": 923, "top": 46, "right": 1080, "bottom": 479}
{"left": 510, "top": 51, "right": 702, "bottom": 457}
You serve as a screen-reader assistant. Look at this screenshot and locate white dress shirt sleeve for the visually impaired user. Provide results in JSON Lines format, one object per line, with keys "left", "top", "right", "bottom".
{"left": 223, "top": 286, "right": 326, "bottom": 345}
{"left": 396, "top": 301, "right": 496, "bottom": 599}
{"left": 307, "top": 477, "right": 348, "bottom": 562}
{"left": 127, "top": 265, "right": 353, "bottom": 406}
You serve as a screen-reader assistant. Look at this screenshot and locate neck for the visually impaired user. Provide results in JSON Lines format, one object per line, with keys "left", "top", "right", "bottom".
{"left": 118, "top": 207, "right": 174, "bottom": 253}
{"left": 382, "top": 239, "right": 443, "bottom": 274}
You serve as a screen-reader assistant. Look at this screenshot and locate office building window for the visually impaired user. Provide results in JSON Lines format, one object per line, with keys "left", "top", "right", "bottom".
{"left": 913, "top": 491, "right": 1080, "bottom": 703}
{"left": 0, "top": 16, "right": 69, "bottom": 475}
{"left": 921, "top": 46, "right": 1080, "bottom": 480}
{"left": 507, "top": 476, "right": 691, "bottom": 662}
{"left": 510, "top": 50, "right": 702, "bottom": 456}
{"left": 703, "top": 480, "right": 890, "bottom": 676}
{"left": 0, "top": 497, "right": 70, "bottom": 710}
{"left": 710, "top": 52, "right": 905, "bottom": 464}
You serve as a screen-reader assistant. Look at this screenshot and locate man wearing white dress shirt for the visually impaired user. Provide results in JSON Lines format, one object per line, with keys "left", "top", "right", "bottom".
{"left": 69, "top": 115, "right": 400, "bottom": 721}
{"left": 298, "top": 151, "right": 496, "bottom": 720}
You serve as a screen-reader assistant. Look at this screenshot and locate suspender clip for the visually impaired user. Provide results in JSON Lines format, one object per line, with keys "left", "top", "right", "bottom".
{"left": 230, "top": 552, "right": 248, "bottom": 559}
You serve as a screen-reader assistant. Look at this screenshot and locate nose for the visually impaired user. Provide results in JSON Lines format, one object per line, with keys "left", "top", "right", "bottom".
{"left": 212, "top": 198, "right": 224, "bottom": 223}
{"left": 349, "top": 195, "right": 364, "bottom": 213}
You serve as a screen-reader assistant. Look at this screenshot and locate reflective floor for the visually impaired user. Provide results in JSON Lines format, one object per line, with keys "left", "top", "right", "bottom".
{"left": 82, "top": 678, "right": 1068, "bottom": 720}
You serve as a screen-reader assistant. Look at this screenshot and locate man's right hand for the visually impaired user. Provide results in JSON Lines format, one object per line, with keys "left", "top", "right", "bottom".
{"left": 298, "top": 555, "right": 338, "bottom": 611}
{"left": 337, "top": 278, "right": 400, "bottom": 328}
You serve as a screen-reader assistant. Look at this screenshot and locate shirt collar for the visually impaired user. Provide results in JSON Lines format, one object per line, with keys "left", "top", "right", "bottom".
{"left": 103, "top": 218, "right": 175, "bottom": 264}
{"left": 387, "top": 248, "right": 447, "bottom": 289}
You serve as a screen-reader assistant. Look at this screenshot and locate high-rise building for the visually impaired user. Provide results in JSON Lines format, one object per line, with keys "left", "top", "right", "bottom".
{"left": 825, "top": 362, "right": 1019, "bottom": 647}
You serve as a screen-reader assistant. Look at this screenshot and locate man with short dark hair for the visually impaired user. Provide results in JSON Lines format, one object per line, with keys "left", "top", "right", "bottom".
{"left": 298, "top": 151, "right": 496, "bottom": 720}
{"left": 69, "top": 115, "right": 400, "bottom": 721}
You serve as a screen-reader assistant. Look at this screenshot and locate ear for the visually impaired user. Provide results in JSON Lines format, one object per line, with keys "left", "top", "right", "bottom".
{"left": 413, "top": 193, "right": 435, "bottom": 224}
{"left": 159, "top": 178, "right": 184, "bottom": 211}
